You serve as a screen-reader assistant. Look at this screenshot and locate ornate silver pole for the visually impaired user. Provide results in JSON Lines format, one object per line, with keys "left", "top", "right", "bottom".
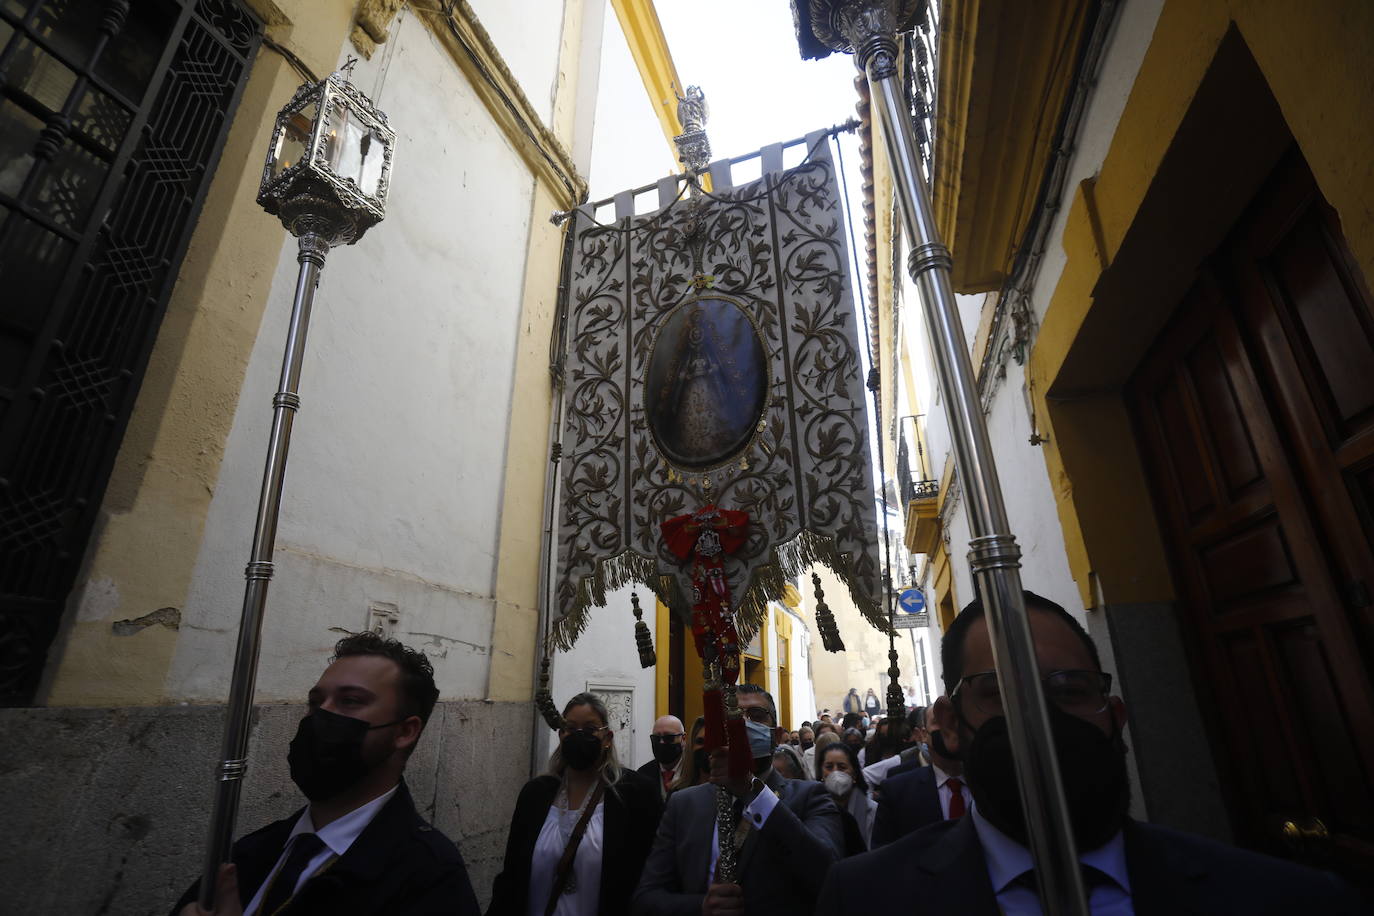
{"left": 793, "top": 2, "right": 1089, "bottom": 912}
{"left": 198, "top": 232, "right": 328, "bottom": 908}
{"left": 197, "top": 66, "right": 395, "bottom": 909}
{"left": 672, "top": 85, "right": 746, "bottom": 888}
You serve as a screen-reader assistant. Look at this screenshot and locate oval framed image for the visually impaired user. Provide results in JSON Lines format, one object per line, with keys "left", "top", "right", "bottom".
{"left": 645, "top": 294, "right": 770, "bottom": 472}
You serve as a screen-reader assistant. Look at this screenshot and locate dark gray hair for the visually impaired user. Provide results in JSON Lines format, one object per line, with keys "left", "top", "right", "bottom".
{"left": 772, "top": 744, "right": 806, "bottom": 779}
{"left": 736, "top": 682, "right": 777, "bottom": 725}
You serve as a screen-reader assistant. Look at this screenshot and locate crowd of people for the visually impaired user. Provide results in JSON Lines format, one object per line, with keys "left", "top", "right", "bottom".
{"left": 173, "top": 592, "right": 1366, "bottom": 915}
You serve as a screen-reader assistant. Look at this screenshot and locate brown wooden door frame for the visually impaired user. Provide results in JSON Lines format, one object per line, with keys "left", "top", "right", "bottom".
{"left": 1128, "top": 151, "right": 1374, "bottom": 875}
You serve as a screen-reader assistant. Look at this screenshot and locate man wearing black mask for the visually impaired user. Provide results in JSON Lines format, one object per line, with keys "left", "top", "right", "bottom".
{"left": 637, "top": 714, "right": 687, "bottom": 801}
{"left": 817, "top": 591, "right": 1363, "bottom": 914}
{"left": 173, "top": 632, "right": 479, "bottom": 915}
{"left": 632, "top": 684, "right": 841, "bottom": 915}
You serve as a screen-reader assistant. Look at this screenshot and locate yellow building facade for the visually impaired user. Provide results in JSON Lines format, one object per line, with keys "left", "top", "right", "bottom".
{"left": 896, "top": 0, "right": 1374, "bottom": 877}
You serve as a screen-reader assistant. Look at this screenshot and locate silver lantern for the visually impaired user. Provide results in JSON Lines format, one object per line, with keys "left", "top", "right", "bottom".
{"left": 257, "top": 65, "right": 395, "bottom": 244}
{"left": 197, "top": 64, "right": 396, "bottom": 910}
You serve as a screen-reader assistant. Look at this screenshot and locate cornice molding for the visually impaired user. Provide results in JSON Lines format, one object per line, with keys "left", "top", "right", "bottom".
{"left": 411, "top": 0, "right": 587, "bottom": 208}
{"left": 931, "top": 0, "right": 1092, "bottom": 293}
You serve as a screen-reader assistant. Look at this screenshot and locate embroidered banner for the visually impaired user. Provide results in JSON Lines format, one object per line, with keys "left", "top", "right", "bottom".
{"left": 552, "top": 136, "right": 885, "bottom": 648}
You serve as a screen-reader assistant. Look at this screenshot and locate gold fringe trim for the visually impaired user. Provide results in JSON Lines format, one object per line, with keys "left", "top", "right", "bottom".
{"left": 551, "top": 549, "right": 687, "bottom": 651}
{"left": 552, "top": 528, "right": 886, "bottom": 653}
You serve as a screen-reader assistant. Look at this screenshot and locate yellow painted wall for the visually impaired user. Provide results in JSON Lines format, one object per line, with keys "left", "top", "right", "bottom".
{"left": 1024, "top": 0, "right": 1374, "bottom": 607}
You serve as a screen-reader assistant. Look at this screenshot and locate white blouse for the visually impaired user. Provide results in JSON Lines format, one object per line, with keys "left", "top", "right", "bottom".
{"left": 526, "top": 795, "right": 604, "bottom": 916}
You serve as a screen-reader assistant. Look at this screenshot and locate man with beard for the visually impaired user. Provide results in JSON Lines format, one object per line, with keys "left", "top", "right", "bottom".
{"left": 173, "top": 632, "right": 479, "bottom": 915}
{"left": 637, "top": 714, "right": 687, "bottom": 801}
{"left": 632, "top": 684, "right": 842, "bottom": 915}
{"left": 817, "top": 591, "right": 1363, "bottom": 914}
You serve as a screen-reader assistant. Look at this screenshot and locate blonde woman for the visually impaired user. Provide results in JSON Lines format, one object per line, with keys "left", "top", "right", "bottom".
{"left": 488, "top": 693, "right": 661, "bottom": 916}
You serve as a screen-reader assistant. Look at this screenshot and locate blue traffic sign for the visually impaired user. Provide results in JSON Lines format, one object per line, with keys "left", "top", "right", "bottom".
{"left": 898, "top": 588, "right": 926, "bottom": 614}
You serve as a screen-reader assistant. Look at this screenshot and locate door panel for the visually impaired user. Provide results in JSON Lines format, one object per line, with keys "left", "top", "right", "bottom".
{"left": 1128, "top": 151, "right": 1374, "bottom": 877}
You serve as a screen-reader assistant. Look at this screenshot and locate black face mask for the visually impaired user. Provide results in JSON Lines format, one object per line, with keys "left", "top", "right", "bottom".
{"left": 800, "top": 739, "right": 814, "bottom": 751}
{"left": 561, "top": 730, "right": 604, "bottom": 771}
{"left": 650, "top": 735, "right": 684, "bottom": 767}
{"left": 288, "top": 708, "right": 403, "bottom": 802}
{"left": 693, "top": 748, "right": 710, "bottom": 775}
{"left": 961, "top": 704, "right": 1130, "bottom": 851}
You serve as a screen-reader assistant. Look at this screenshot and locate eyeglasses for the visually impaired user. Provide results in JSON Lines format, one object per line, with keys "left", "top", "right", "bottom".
{"left": 649, "top": 733, "right": 685, "bottom": 742}
{"left": 742, "top": 707, "right": 774, "bottom": 725}
{"left": 563, "top": 725, "right": 607, "bottom": 737}
{"left": 952, "top": 669, "right": 1112, "bottom": 718}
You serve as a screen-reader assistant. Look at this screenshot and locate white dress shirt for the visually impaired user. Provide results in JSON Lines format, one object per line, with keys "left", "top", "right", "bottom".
{"left": 527, "top": 796, "right": 604, "bottom": 916}
{"left": 861, "top": 753, "right": 904, "bottom": 791}
{"left": 933, "top": 763, "right": 972, "bottom": 819}
{"left": 243, "top": 783, "right": 399, "bottom": 916}
{"left": 970, "top": 803, "right": 1133, "bottom": 915}
{"left": 706, "top": 782, "right": 780, "bottom": 883}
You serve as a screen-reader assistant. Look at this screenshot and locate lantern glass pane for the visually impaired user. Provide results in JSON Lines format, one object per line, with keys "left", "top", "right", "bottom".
{"left": 270, "top": 97, "right": 319, "bottom": 180}
{"left": 324, "top": 103, "right": 386, "bottom": 197}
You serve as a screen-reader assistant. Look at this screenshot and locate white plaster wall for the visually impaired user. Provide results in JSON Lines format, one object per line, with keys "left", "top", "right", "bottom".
{"left": 1026, "top": 0, "right": 1164, "bottom": 329}
{"left": 908, "top": 0, "right": 1167, "bottom": 624}
{"left": 466, "top": 0, "right": 567, "bottom": 126}
{"left": 543, "top": 583, "right": 657, "bottom": 769}
{"left": 782, "top": 607, "right": 816, "bottom": 731}
{"left": 894, "top": 0, "right": 1167, "bottom": 819}
{"left": 906, "top": 628, "right": 937, "bottom": 707}
{"left": 167, "top": 19, "right": 542, "bottom": 701}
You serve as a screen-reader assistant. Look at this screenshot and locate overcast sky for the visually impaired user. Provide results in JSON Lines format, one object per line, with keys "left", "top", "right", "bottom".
{"left": 655, "top": 1, "right": 861, "bottom": 162}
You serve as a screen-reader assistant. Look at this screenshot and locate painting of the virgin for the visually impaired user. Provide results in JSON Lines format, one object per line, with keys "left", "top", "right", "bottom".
{"left": 646, "top": 296, "right": 768, "bottom": 470}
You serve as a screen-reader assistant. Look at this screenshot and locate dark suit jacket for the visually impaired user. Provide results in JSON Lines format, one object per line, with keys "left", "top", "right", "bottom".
{"left": 632, "top": 770, "right": 841, "bottom": 916}
{"left": 885, "top": 745, "right": 927, "bottom": 779}
{"left": 817, "top": 814, "right": 1366, "bottom": 915}
{"left": 487, "top": 769, "right": 662, "bottom": 916}
{"left": 871, "top": 763, "right": 942, "bottom": 847}
{"left": 636, "top": 758, "right": 675, "bottom": 801}
{"left": 171, "top": 781, "right": 479, "bottom": 915}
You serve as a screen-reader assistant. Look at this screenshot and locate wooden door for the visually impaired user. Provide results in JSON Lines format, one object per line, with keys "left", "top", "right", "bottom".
{"left": 1128, "top": 151, "right": 1374, "bottom": 877}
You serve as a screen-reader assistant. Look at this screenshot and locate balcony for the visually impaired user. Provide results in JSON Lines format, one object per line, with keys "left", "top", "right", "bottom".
{"left": 897, "top": 416, "right": 941, "bottom": 555}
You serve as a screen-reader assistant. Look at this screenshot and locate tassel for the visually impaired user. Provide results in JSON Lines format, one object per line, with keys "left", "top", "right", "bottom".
{"left": 812, "top": 572, "right": 845, "bottom": 652}
{"left": 885, "top": 648, "right": 909, "bottom": 740}
{"left": 724, "top": 686, "right": 753, "bottom": 780}
{"left": 534, "top": 656, "right": 565, "bottom": 731}
{"left": 632, "top": 592, "right": 656, "bottom": 668}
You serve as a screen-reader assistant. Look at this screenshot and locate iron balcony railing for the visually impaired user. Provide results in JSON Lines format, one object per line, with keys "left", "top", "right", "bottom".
{"left": 898, "top": 414, "right": 938, "bottom": 506}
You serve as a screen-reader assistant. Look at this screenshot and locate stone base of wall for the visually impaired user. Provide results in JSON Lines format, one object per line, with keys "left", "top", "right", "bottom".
{"left": 0, "top": 700, "right": 531, "bottom": 914}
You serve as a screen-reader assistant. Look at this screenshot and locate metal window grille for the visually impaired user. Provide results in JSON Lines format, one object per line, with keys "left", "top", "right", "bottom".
{"left": 0, "top": 0, "right": 261, "bottom": 704}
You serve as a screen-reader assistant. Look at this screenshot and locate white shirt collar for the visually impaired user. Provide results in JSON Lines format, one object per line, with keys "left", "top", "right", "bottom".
{"left": 287, "top": 783, "right": 400, "bottom": 858}
{"left": 970, "top": 802, "right": 1131, "bottom": 895}
{"left": 932, "top": 762, "right": 958, "bottom": 788}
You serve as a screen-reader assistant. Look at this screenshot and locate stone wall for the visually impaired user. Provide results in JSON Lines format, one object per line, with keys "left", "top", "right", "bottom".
{"left": 0, "top": 700, "right": 530, "bottom": 914}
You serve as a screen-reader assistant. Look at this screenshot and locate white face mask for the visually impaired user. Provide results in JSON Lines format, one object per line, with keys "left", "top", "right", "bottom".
{"left": 823, "top": 770, "right": 854, "bottom": 798}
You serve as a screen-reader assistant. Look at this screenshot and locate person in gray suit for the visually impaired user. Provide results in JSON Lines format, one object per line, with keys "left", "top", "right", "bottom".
{"left": 631, "top": 683, "right": 842, "bottom": 916}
